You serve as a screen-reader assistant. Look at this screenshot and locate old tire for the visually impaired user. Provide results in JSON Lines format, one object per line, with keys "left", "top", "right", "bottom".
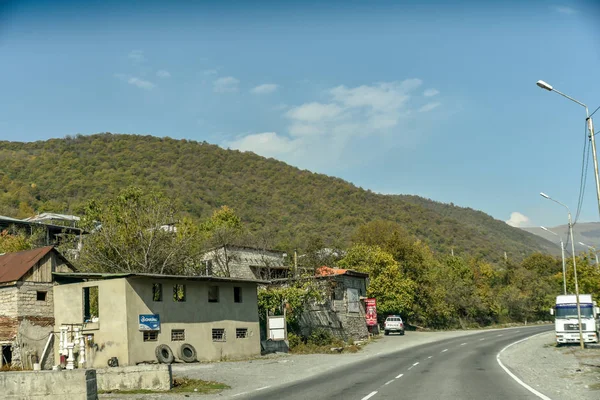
{"left": 179, "top": 343, "right": 197, "bottom": 363}
{"left": 155, "top": 344, "right": 174, "bottom": 364}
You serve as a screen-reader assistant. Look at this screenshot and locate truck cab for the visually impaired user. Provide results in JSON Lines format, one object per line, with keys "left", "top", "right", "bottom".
{"left": 551, "top": 294, "right": 600, "bottom": 344}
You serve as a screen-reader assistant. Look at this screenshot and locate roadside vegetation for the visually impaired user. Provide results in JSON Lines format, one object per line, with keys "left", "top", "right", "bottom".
{"left": 99, "top": 377, "right": 229, "bottom": 395}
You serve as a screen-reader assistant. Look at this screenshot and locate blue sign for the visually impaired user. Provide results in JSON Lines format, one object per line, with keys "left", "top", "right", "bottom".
{"left": 139, "top": 314, "right": 160, "bottom": 331}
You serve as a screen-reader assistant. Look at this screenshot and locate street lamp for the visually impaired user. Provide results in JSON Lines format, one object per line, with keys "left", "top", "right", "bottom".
{"left": 541, "top": 226, "right": 567, "bottom": 295}
{"left": 540, "top": 192, "right": 585, "bottom": 348}
{"left": 536, "top": 80, "right": 599, "bottom": 218}
{"left": 578, "top": 241, "right": 599, "bottom": 266}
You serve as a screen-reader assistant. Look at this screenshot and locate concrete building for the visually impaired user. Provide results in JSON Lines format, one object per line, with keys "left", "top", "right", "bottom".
{"left": 0, "top": 246, "right": 75, "bottom": 369}
{"left": 52, "top": 273, "right": 267, "bottom": 367}
{"left": 202, "top": 245, "right": 289, "bottom": 280}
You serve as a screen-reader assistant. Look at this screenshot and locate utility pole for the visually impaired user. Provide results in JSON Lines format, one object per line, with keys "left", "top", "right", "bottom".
{"left": 294, "top": 249, "right": 298, "bottom": 277}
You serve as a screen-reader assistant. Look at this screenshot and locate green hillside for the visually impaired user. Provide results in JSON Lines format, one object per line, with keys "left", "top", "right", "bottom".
{"left": 0, "top": 133, "right": 556, "bottom": 261}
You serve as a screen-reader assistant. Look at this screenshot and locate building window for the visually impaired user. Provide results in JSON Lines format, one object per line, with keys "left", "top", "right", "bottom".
{"left": 234, "top": 287, "right": 242, "bottom": 303}
{"left": 171, "top": 329, "right": 185, "bottom": 341}
{"left": 212, "top": 328, "right": 225, "bottom": 341}
{"left": 83, "top": 286, "right": 99, "bottom": 323}
{"left": 208, "top": 286, "right": 219, "bottom": 303}
{"left": 236, "top": 328, "right": 248, "bottom": 339}
{"left": 36, "top": 291, "right": 47, "bottom": 301}
{"left": 173, "top": 284, "right": 186, "bottom": 302}
{"left": 143, "top": 331, "right": 158, "bottom": 342}
{"left": 153, "top": 283, "right": 163, "bottom": 301}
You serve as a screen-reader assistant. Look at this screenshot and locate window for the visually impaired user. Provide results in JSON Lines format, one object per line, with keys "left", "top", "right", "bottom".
{"left": 208, "top": 285, "right": 219, "bottom": 303}
{"left": 173, "top": 284, "right": 186, "bottom": 302}
{"left": 212, "top": 328, "right": 225, "bottom": 341}
{"left": 236, "top": 328, "right": 248, "bottom": 339}
{"left": 234, "top": 287, "right": 242, "bottom": 303}
{"left": 153, "top": 283, "right": 163, "bottom": 301}
{"left": 36, "top": 291, "right": 47, "bottom": 301}
{"left": 171, "top": 329, "right": 185, "bottom": 341}
{"left": 143, "top": 331, "right": 158, "bottom": 342}
{"left": 83, "top": 286, "right": 99, "bottom": 322}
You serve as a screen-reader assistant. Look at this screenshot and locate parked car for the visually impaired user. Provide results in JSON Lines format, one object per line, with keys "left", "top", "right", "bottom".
{"left": 384, "top": 315, "right": 405, "bottom": 336}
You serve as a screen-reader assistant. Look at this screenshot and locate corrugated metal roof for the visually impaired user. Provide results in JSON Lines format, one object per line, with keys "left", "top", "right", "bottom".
{"left": 0, "top": 246, "right": 55, "bottom": 283}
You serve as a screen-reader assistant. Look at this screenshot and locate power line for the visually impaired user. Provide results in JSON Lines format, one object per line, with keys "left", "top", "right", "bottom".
{"left": 573, "top": 119, "right": 590, "bottom": 225}
{"left": 590, "top": 105, "right": 600, "bottom": 118}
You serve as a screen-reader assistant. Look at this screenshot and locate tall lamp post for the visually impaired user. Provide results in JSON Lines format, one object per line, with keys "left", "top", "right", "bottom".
{"left": 541, "top": 226, "right": 567, "bottom": 295}
{"left": 578, "top": 241, "right": 599, "bottom": 266}
{"left": 536, "top": 80, "right": 599, "bottom": 218}
{"left": 540, "top": 192, "right": 585, "bottom": 349}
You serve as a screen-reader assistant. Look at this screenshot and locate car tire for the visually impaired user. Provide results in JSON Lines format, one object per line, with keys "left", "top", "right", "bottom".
{"left": 179, "top": 343, "right": 197, "bottom": 363}
{"left": 155, "top": 344, "right": 175, "bottom": 364}
{"left": 400, "top": 330, "right": 405, "bottom": 336}
{"left": 384, "top": 330, "right": 389, "bottom": 336}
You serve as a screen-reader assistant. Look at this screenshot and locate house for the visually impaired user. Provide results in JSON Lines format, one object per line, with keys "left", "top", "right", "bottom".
{"left": 52, "top": 272, "right": 268, "bottom": 367}
{"left": 0, "top": 215, "right": 84, "bottom": 247}
{"left": 202, "top": 245, "right": 290, "bottom": 280}
{"left": 0, "top": 246, "right": 76, "bottom": 369}
{"left": 274, "top": 266, "right": 370, "bottom": 341}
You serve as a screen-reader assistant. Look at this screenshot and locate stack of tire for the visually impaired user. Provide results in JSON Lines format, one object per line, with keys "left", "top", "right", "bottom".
{"left": 155, "top": 343, "right": 197, "bottom": 364}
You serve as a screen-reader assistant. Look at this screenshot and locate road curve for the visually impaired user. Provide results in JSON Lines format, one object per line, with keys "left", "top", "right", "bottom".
{"left": 242, "top": 325, "right": 553, "bottom": 400}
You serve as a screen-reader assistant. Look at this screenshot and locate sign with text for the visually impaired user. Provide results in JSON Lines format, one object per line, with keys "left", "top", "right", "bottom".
{"left": 365, "top": 298, "right": 377, "bottom": 326}
{"left": 139, "top": 314, "right": 160, "bottom": 331}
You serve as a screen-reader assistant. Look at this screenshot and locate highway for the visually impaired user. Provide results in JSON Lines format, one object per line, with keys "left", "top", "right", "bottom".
{"left": 243, "top": 325, "right": 553, "bottom": 400}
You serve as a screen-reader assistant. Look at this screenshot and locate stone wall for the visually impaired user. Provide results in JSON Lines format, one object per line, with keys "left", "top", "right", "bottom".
{"left": 18, "top": 282, "right": 54, "bottom": 318}
{"left": 0, "top": 369, "right": 97, "bottom": 400}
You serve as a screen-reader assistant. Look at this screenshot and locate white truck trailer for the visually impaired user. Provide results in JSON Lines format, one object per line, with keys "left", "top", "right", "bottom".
{"left": 551, "top": 294, "right": 600, "bottom": 344}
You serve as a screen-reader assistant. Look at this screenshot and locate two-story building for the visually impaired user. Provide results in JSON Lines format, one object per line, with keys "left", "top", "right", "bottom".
{"left": 52, "top": 272, "right": 267, "bottom": 367}
{"left": 201, "top": 245, "right": 290, "bottom": 280}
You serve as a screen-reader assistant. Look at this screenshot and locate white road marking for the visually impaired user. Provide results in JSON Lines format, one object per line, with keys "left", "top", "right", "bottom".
{"left": 362, "top": 391, "right": 378, "bottom": 400}
{"left": 232, "top": 392, "right": 248, "bottom": 397}
{"left": 496, "top": 332, "right": 553, "bottom": 400}
{"left": 460, "top": 343, "right": 467, "bottom": 346}
{"left": 255, "top": 386, "right": 271, "bottom": 392}
{"left": 385, "top": 380, "right": 394, "bottom": 385}
{"left": 396, "top": 373, "right": 404, "bottom": 379}
{"left": 497, "top": 334, "right": 503, "bottom": 337}
{"left": 479, "top": 338, "right": 485, "bottom": 341}
{"left": 515, "top": 331, "right": 520, "bottom": 333}
{"left": 413, "top": 362, "right": 419, "bottom": 366}
{"left": 376, "top": 351, "right": 383, "bottom": 355}
{"left": 427, "top": 356, "right": 433, "bottom": 359}
{"left": 441, "top": 348, "right": 448, "bottom": 352}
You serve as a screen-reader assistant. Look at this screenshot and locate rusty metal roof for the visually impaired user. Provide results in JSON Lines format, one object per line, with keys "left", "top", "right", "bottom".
{"left": 0, "top": 246, "right": 55, "bottom": 284}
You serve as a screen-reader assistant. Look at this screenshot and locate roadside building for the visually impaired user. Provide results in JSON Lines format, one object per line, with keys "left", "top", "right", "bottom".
{"left": 201, "top": 245, "right": 290, "bottom": 280}
{"left": 52, "top": 272, "right": 267, "bottom": 367}
{"left": 0, "top": 246, "right": 76, "bottom": 369}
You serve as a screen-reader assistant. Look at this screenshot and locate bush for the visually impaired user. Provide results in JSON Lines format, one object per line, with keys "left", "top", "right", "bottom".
{"left": 307, "top": 328, "right": 335, "bottom": 346}
{"left": 288, "top": 333, "right": 302, "bottom": 349}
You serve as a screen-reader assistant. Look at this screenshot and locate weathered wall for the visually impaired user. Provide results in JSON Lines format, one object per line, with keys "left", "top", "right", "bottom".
{"left": 0, "top": 286, "right": 19, "bottom": 341}
{"left": 126, "top": 278, "right": 261, "bottom": 364}
{"left": 203, "top": 247, "right": 286, "bottom": 279}
{"left": 96, "top": 364, "right": 172, "bottom": 391}
{"left": 0, "top": 369, "right": 97, "bottom": 400}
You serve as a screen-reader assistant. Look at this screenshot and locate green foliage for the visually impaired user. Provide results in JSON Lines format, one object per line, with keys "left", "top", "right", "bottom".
{"left": 0, "top": 227, "right": 47, "bottom": 253}
{"left": 307, "top": 328, "right": 335, "bottom": 346}
{"left": 0, "top": 133, "right": 555, "bottom": 263}
{"left": 257, "top": 282, "right": 322, "bottom": 331}
{"left": 287, "top": 332, "right": 302, "bottom": 349}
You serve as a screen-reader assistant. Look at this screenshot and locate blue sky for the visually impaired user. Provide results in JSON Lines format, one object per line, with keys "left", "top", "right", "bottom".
{"left": 1, "top": 0, "right": 599, "bottom": 229}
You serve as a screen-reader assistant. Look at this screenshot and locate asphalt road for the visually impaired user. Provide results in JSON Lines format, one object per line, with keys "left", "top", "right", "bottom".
{"left": 242, "top": 325, "right": 553, "bottom": 400}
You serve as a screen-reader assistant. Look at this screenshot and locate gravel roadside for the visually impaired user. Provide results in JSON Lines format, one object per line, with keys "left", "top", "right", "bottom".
{"left": 499, "top": 331, "right": 600, "bottom": 400}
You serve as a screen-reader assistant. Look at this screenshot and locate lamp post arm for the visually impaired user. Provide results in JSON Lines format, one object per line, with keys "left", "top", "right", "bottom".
{"left": 552, "top": 88, "right": 588, "bottom": 111}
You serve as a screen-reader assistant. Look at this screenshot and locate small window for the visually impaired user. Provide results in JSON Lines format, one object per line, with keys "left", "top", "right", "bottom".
{"left": 153, "top": 283, "right": 163, "bottom": 301}
{"left": 234, "top": 287, "right": 242, "bottom": 303}
{"left": 143, "top": 331, "right": 158, "bottom": 342}
{"left": 236, "top": 328, "right": 248, "bottom": 339}
{"left": 173, "top": 284, "right": 186, "bottom": 302}
{"left": 83, "top": 286, "right": 99, "bottom": 322}
{"left": 36, "top": 291, "right": 47, "bottom": 301}
{"left": 212, "top": 328, "right": 225, "bottom": 341}
{"left": 171, "top": 329, "right": 185, "bottom": 341}
{"left": 208, "top": 286, "right": 219, "bottom": 303}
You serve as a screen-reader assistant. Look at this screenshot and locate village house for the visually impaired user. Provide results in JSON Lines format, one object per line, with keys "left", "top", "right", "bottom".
{"left": 52, "top": 272, "right": 267, "bottom": 368}
{"left": 0, "top": 246, "right": 76, "bottom": 369}
{"left": 201, "top": 245, "right": 290, "bottom": 280}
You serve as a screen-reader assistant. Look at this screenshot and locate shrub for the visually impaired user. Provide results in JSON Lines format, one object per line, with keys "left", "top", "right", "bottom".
{"left": 288, "top": 333, "right": 302, "bottom": 349}
{"left": 307, "top": 328, "right": 335, "bottom": 346}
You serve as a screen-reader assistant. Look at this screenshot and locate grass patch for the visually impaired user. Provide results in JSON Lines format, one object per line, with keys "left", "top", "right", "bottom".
{"left": 99, "top": 377, "right": 229, "bottom": 395}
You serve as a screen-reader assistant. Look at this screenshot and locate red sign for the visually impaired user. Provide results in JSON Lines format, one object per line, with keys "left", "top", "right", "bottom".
{"left": 365, "top": 298, "right": 377, "bottom": 326}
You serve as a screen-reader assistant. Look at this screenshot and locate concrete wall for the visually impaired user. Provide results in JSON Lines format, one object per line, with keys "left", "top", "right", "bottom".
{"left": 126, "top": 277, "right": 261, "bottom": 363}
{"left": 203, "top": 247, "right": 286, "bottom": 279}
{"left": 53, "top": 279, "right": 129, "bottom": 369}
{"left": 96, "top": 364, "right": 172, "bottom": 392}
{"left": 0, "top": 369, "right": 97, "bottom": 400}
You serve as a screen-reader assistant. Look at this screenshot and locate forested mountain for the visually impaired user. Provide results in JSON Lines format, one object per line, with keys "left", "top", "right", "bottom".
{"left": 0, "top": 133, "right": 556, "bottom": 262}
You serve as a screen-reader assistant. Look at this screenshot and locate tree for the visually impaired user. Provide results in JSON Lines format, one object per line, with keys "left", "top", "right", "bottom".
{"left": 78, "top": 187, "right": 201, "bottom": 274}
{"left": 0, "top": 226, "right": 46, "bottom": 253}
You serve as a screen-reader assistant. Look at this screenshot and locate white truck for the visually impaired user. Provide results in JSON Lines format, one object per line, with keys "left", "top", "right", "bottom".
{"left": 550, "top": 294, "right": 600, "bottom": 345}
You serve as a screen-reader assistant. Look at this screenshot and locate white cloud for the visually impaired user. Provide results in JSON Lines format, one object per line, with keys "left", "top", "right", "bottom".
{"left": 128, "top": 50, "right": 145, "bottom": 63}
{"left": 286, "top": 102, "right": 344, "bottom": 123}
{"left": 251, "top": 83, "right": 279, "bottom": 94}
{"left": 156, "top": 70, "right": 171, "bottom": 78}
{"left": 225, "top": 132, "right": 297, "bottom": 157}
{"left": 203, "top": 69, "right": 218, "bottom": 76}
{"left": 213, "top": 76, "right": 239, "bottom": 93}
{"left": 553, "top": 6, "right": 576, "bottom": 15}
{"left": 506, "top": 212, "right": 531, "bottom": 227}
{"left": 418, "top": 102, "right": 441, "bottom": 112}
{"left": 423, "top": 89, "right": 439, "bottom": 97}
{"left": 127, "top": 77, "right": 155, "bottom": 90}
